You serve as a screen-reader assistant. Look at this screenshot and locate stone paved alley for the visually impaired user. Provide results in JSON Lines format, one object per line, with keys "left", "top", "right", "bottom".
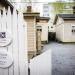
{"left": 51, "top": 42, "right": 75, "bottom": 75}
{"left": 30, "top": 42, "right": 75, "bottom": 75}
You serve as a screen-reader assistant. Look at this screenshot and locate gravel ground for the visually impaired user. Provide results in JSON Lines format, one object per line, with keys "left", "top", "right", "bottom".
{"left": 44, "top": 42, "right": 75, "bottom": 75}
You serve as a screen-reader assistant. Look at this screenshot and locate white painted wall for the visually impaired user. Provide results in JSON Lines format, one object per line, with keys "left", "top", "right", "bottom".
{"left": 56, "top": 17, "right": 64, "bottom": 41}
{"left": 30, "top": 50, "right": 51, "bottom": 75}
{"left": 56, "top": 24, "right": 64, "bottom": 41}
{"left": 56, "top": 18, "right": 75, "bottom": 42}
{"left": 63, "top": 21, "right": 75, "bottom": 42}
{"left": 41, "top": 25, "right": 48, "bottom": 42}
{"left": 37, "top": 22, "right": 48, "bottom": 42}
{"left": 63, "top": 23, "right": 71, "bottom": 42}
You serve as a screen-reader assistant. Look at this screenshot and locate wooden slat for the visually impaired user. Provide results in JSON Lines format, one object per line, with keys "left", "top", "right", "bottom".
{"left": 7, "top": 6, "right": 13, "bottom": 75}
{"left": 0, "top": 9, "right": 4, "bottom": 75}
{"left": 24, "top": 22, "right": 28, "bottom": 75}
{"left": 12, "top": 8, "right": 19, "bottom": 75}
{"left": 1, "top": 7, "right": 8, "bottom": 75}
{"left": 18, "top": 12, "right": 28, "bottom": 75}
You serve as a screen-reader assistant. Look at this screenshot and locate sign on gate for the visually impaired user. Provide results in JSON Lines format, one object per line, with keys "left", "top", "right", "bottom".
{"left": 0, "top": 51, "right": 13, "bottom": 68}
{"left": 0, "top": 30, "right": 12, "bottom": 47}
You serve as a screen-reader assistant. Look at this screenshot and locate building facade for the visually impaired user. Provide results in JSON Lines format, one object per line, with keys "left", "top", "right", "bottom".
{"left": 43, "top": 4, "right": 50, "bottom": 17}
{"left": 36, "top": 17, "right": 50, "bottom": 43}
{"left": 54, "top": 14, "right": 75, "bottom": 42}
{"left": 23, "top": 6, "right": 40, "bottom": 59}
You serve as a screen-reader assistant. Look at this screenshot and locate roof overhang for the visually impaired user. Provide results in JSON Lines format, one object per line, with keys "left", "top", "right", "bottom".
{"left": 36, "top": 17, "right": 50, "bottom": 22}
{"left": 23, "top": 12, "right": 40, "bottom": 17}
{"left": 0, "top": 0, "right": 14, "bottom": 9}
{"left": 53, "top": 14, "right": 75, "bottom": 25}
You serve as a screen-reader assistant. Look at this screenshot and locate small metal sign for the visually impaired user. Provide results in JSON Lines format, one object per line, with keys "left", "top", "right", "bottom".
{"left": 0, "top": 30, "right": 12, "bottom": 47}
{"left": 0, "top": 51, "right": 13, "bottom": 68}
{"left": 0, "top": 32, "right": 6, "bottom": 38}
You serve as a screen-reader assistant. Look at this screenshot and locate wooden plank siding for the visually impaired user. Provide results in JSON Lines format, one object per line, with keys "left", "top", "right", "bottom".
{"left": 0, "top": 6, "right": 28, "bottom": 75}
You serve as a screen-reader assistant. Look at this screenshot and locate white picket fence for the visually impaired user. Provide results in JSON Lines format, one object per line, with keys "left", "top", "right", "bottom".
{"left": 0, "top": 7, "right": 28, "bottom": 75}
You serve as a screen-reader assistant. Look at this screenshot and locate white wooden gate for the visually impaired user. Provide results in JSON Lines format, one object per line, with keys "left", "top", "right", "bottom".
{"left": 0, "top": 6, "right": 28, "bottom": 75}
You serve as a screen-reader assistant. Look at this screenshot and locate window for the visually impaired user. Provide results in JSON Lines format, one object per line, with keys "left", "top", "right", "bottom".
{"left": 51, "top": 26, "right": 53, "bottom": 28}
{"left": 72, "top": 30, "right": 75, "bottom": 32}
{"left": 72, "top": 26, "right": 75, "bottom": 34}
{"left": 37, "top": 29, "right": 42, "bottom": 31}
{"left": 37, "top": 26, "right": 42, "bottom": 31}
{"left": 0, "top": 10, "right": 3, "bottom": 15}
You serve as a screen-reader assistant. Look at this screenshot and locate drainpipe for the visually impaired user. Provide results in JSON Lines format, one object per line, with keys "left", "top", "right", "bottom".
{"left": 73, "top": 6, "right": 75, "bottom": 14}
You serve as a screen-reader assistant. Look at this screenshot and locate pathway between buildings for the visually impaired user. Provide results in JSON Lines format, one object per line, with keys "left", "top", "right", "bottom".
{"left": 30, "top": 42, "right": 75, "bottom": 75}
{"left": 29, "top": 47, "right": 51, "bottom": 75}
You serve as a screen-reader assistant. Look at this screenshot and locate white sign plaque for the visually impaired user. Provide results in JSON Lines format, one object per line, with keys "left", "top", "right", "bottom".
{"left": 0, "top": 30, "right": 12, "bottom": 47}
{"left": 0, "top": 51, "right": 13, "bottom": 68}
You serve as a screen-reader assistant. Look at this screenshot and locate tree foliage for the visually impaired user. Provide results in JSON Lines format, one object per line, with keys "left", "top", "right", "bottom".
{"left": 50, "top": 2, "right": 74, "bottom": 14}
{"left": 51, "top": 2, "right": 65, "bottom": 14}
{"left": 21, "top": 0, "right": 33, "bottom": 2}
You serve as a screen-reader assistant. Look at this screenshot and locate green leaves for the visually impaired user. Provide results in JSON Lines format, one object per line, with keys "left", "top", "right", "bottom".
{"left": 50, "top": 2, "right": 74, "bottom": 14}
{"left": 51, "top": 2, "right": 65, "bottom": 14}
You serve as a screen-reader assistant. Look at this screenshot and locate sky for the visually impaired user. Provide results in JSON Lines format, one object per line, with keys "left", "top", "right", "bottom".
{"left": 37, "top": 0, "right": 56, "bottom": 2}
{"left": 16, "top": 0, "right": 57, "bottom": 2}
{"left": 15, "top": 0, "right": 73, "bottom": 16}
{"left": 15, "top": 0, "right": 72, "bottom": 2}
{"left": 37, "top": 0, "right": 73, "bottom": 2}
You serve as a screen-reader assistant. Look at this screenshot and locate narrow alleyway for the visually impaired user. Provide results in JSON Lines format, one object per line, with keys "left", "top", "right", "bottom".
{"left": 29, "top": 49, "right": 51, "bottom": 75}
{"left": 44, "top": 42, "right": 75, "bottom": 75}
{"left": 51, "top": 42, "right": 75, "bottom": 75}
{"left": 30, "top": 42, "right": 75, "bottom": 75}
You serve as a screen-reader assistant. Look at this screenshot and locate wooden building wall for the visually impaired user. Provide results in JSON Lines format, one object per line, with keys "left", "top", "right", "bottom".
{"left": 37, "top": 21, "right": 49, "bottom": 43}
{"left": 55, "top": 17, "right": 75, "bottom": 42}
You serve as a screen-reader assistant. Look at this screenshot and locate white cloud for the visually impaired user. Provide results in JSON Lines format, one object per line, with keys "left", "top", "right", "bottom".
{"left": 38, "top": 0, "right": 56, "bottom": 2}
{"left": 14, "top": 0, "right": 19, "bottom": 2}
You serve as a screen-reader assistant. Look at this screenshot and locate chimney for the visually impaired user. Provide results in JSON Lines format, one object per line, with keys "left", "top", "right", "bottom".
{"left": 27, "top": 6, "right": 32, "bottom": 12}
{"left": 73, "top": 6, "right": 75, "bottom": 14}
